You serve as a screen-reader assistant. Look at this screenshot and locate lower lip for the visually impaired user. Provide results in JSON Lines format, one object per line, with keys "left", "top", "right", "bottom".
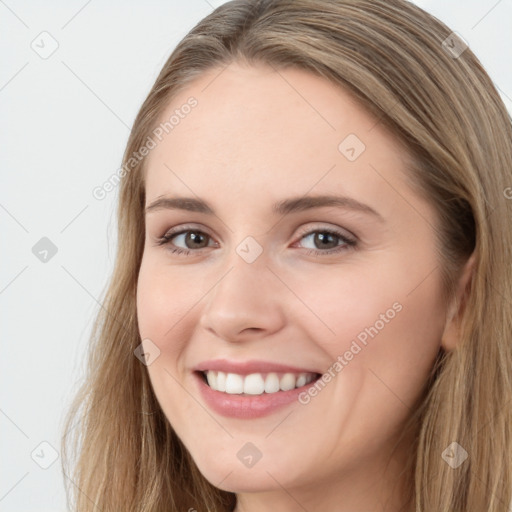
{"left": 194, "top": 372, "right": 318, "bottom": 419}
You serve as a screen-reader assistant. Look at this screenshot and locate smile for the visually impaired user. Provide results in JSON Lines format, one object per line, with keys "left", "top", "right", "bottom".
{"left": 201, "top": 370, "right": 320, "bottom": 395}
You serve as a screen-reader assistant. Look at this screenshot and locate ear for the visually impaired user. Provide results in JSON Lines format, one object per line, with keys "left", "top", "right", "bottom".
{"left": 441, "top": 251, "right": 477, "bottom": 352}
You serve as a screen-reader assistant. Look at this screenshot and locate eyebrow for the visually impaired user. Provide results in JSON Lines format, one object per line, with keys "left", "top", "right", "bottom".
{"left": 145, "top": 194, "right": 384, "bottom": 222}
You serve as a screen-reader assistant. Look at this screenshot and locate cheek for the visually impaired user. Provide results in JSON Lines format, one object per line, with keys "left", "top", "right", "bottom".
{"left": 283, "top": 262, "right": 405, "bottom": 354}
{"left": 292, "top": 258, "right": 445, "bottom": 400}
{"left": 136, "top": 256, "right": 197, "bottom": 352}
{"left": 331, "top": 270, "right": 446, "bottom": 412}
{"left": 136, "top": 258, "right": 200, "bottom": 423}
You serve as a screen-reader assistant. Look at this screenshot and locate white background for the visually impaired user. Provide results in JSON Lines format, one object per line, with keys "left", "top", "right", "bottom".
{"left": 1, "top": 1, "right": 511, "bottom": 510}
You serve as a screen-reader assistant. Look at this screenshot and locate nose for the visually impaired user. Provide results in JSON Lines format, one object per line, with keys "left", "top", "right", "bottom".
{"left": 198, "top": 251, "right": 286, "bottom": 343}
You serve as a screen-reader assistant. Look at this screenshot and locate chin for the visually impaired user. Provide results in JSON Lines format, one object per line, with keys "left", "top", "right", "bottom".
{"left": 188, "top": 447, "right": 306, "bottom": 494}
{"left": 199, "top": 464, "right": 284, "bottom": 493}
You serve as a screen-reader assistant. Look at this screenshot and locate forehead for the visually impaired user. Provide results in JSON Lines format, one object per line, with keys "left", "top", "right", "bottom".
{"left": 143, "top": 62, "right": 415, "bottom": 219}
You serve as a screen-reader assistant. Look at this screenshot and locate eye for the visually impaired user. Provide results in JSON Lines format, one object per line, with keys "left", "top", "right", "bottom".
{"left": 155, "top": 226, "right": 216, "bottom": 256}
{"left": 154, "top": 224, "right": 357, "bottom": 257}
{"left": 294, "top": 226, "right": 357, "bottom": 256}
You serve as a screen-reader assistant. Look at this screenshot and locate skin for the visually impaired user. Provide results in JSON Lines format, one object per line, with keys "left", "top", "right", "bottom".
{"left": 136, "top": 61, "right": 474, "bottom": 512}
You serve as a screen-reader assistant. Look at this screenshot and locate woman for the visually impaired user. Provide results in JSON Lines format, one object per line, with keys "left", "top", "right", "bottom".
{"left": 61, "top": 1, "right": 512, "bottom": 510}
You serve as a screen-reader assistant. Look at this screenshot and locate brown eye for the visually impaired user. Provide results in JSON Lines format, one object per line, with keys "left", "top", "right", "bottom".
{"left": 158, "top": 229, "right": 213, "bottom": 252}
{"left": 296, "top": 227, "right": 357, "bottom": 256}
{"left": 179, "top": 231, "right": 210, "bottom": 249}
{"left": 308, "top": 231, "right": 340, "bottom": 250}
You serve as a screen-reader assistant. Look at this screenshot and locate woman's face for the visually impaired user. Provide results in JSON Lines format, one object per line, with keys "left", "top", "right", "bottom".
{"left": 137, "top": 62, "right": 451, "bottom": 505}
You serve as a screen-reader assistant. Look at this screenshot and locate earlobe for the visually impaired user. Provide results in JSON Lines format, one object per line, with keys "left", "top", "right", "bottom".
{"left": 440, "top": 251, "right": 477, "bottom": 352}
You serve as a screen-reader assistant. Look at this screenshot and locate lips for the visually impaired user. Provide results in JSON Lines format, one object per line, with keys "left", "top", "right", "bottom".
{"left": 192, "top": 359, "right": 323, "bottom": 418}
{"left": 193, "top": 358, "right": 321, "bottom": 375}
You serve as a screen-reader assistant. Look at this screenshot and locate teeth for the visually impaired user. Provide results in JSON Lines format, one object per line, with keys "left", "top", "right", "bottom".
{"left": 206, "top": 371, "right": 217, "bottom": 389}
{"left": 296, "top": 374, "right": 307, "bottom": 387}
{"left": 225, "top": 373, "right": 244, "bottom": 394}
{"left": 216, "top": 371, "right": 226, "bottom": 392}
{"left": 204, "top": 371, "right": 317, "bottom": 395}
{"left": 244, "top": 373, "right": 265, "bottom": 395}
{"left": 280, "top": 373, "right": 296, "bottom": 391}
{"left": 264, "top": 372, "right": 280, "bottom": 393}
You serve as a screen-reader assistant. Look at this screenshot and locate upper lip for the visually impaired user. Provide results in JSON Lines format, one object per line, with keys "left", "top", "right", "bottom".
{"left": 194, "top": 359, "right": 321, "bottom": 376}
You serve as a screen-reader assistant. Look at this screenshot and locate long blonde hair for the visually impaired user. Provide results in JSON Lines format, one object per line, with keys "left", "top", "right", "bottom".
{"left": 61, "top": 1, "right": 512, "bottom": 510}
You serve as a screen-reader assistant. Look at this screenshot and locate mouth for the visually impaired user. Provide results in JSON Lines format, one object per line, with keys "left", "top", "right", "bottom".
{"left": 192, "top": 358, "right": 325, "bottom": 418}
{"left": 196, "top": 370, "right": 322, "bottom": 396}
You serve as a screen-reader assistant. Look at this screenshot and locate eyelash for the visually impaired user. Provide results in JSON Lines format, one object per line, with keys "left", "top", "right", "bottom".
{"left": 155, "top": 224, "right": 357, "bottom": 257}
